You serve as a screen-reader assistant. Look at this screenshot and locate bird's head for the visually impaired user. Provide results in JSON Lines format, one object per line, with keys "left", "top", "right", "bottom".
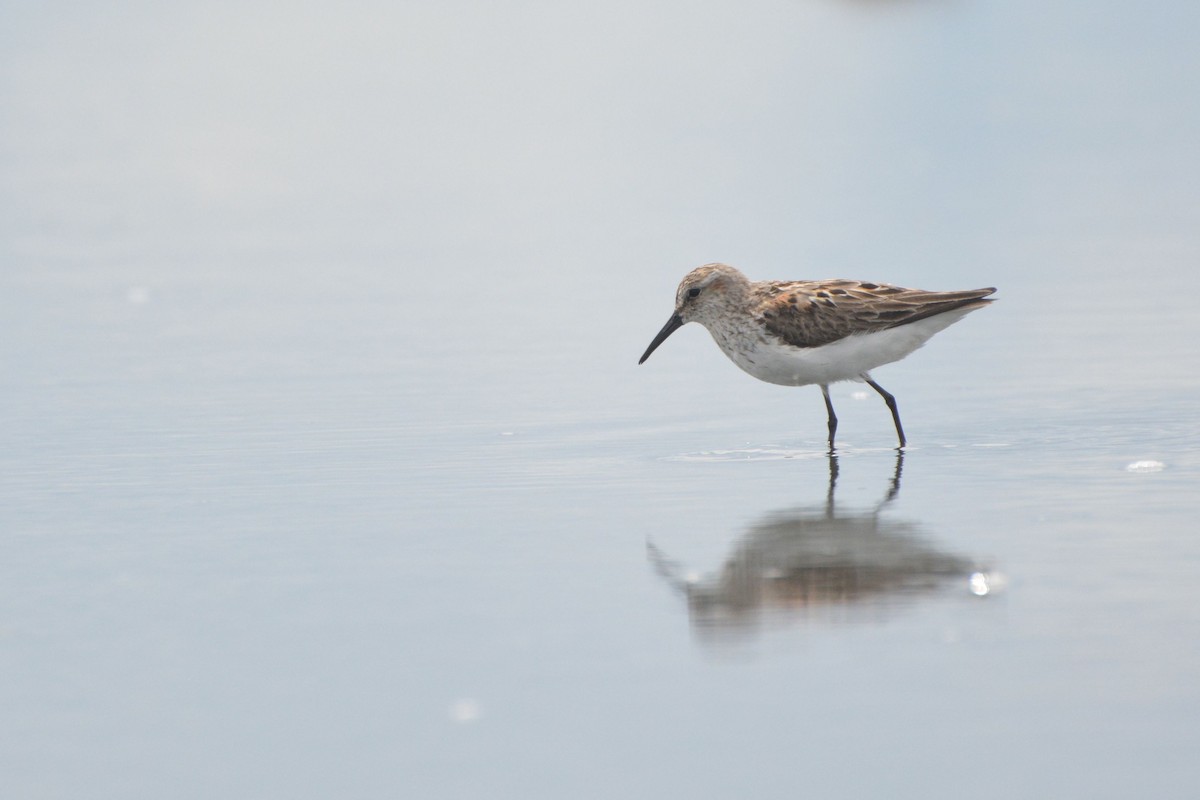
{"left": 639, "top": 263, "right": 750, "bottom": 364}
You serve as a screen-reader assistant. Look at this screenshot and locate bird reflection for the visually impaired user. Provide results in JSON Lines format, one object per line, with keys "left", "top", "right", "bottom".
{"left": 649, "top": 452, "right": 982, "bottom": 643}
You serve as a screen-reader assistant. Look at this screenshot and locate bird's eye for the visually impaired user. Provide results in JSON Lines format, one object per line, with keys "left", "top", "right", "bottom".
{"left": 687, "top": 287, "right": 701, "bottom": 299}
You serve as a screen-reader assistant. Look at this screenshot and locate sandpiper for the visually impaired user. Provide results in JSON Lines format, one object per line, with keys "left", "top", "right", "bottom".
{"left": 638, "top": 263, "right": 995, "bottom": 448}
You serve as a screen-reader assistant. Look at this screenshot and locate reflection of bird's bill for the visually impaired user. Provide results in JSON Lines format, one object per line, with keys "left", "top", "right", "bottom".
{"left": 638, "top": 314, "right": 683, "bottom": 364}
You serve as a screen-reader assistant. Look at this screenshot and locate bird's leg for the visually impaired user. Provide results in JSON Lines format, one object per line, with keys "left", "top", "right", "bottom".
{"left": 863, "top": 375, "right": 906, "bottom": 448}
{"left": 820, "top": 384, "right": 838, "bottom": 451}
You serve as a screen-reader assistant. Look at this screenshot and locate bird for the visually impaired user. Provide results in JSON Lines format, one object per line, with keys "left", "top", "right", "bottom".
{"left": 638, "top": 263, "right": 995, "bottom": 449}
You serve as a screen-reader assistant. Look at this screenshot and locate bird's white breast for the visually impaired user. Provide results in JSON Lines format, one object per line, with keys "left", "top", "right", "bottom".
{"left": 705, "top": 308, "right": 979, "bottom": 387}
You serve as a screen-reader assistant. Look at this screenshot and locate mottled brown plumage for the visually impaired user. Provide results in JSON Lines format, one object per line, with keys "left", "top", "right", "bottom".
{"left": 755, "top": 279, "right": 996, "bottom": 349}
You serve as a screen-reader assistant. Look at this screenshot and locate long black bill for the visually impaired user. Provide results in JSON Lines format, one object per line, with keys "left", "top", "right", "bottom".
{"left": 638, "top": 314, "right": 684, "bottom": 364}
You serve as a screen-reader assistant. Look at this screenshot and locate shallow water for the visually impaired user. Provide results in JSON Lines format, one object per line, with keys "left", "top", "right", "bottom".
{"left": 4, "top": 2, "right": 1200, "bottom": 798}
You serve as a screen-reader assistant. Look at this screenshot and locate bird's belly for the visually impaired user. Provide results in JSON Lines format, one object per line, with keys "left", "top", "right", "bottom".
{"left": 717, "top": 328, "right": 931, "bottom": 387}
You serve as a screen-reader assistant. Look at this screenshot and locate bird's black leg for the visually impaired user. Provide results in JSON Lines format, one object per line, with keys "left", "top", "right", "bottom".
{"left": 863, "top": 375, "right": 906, "bottom": 448}
{"left": 820, "top": 384, "right": 838, "bottom": 451}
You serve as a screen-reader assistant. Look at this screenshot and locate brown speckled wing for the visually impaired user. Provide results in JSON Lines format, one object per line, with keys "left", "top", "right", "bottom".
{"left": 756, "top": 280, "right": 996, "bottom": 349}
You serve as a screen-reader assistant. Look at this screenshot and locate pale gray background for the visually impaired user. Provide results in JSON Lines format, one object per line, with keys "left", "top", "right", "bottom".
{"left": 4, "top": 2, "right": 1199, "bottom": 798}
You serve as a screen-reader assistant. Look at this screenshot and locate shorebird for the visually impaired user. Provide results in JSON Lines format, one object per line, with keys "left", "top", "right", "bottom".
{"left": 638, "top": 263, "right": 995, "bottom": 448}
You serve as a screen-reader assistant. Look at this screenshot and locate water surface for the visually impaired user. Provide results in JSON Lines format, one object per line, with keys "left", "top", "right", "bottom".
{"left": 4, "top": 2, "right": 1200, "bottom": 798}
